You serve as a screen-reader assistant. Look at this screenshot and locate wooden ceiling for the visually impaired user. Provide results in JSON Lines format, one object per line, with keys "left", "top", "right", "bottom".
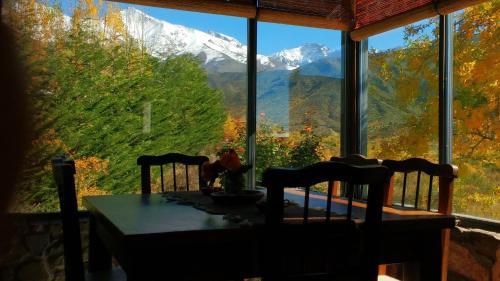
{"left": 109, "top": 0, "right": 489, "bottom": 40}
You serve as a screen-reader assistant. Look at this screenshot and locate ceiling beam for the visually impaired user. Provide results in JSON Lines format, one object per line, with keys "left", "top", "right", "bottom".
{"left": 350, "top": 0, "right": 489, "bottom": 41}
{"left": 436, "top": 0, "right": 489, "bottom": 15}
{"left": 257, "top": 8, "right": 352, "bottom": 31}
{"left": 110, "top": 0, "right": 257, "bottom": 18}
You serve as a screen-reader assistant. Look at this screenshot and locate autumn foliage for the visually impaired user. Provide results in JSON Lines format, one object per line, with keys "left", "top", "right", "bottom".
{"left": 3, "top": 0, "right": 498, "bottom": 219}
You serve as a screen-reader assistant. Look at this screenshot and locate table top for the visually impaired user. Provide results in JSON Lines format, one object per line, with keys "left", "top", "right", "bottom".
{"left": 83, "top": 194, "right": 236, "bottom": 236}
{"left": 83, "top": 191, "right": 455, "bottom": 238}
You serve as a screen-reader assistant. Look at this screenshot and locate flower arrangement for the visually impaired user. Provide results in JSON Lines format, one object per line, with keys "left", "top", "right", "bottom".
{"left": 202, "top": 148, "right": 251, "bottom": 193}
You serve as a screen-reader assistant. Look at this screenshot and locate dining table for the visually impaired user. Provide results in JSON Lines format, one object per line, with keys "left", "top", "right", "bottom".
{"left": 83, "top": 190, "right": 455, "bottom": 281}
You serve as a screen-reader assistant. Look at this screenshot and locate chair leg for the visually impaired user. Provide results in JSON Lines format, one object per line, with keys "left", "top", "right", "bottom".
{"left": 402, "top": 262, "right": 419, "bottom": 281}
{"left": 419, "top": 230, "right": 442, "bottom": 281}
{"left": 88, "top": 216, "right": 112, "bottom": 272}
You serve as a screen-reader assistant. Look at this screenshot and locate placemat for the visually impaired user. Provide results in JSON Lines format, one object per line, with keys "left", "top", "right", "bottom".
{"left": 162, "top": 191, "right": 328, "bottom": 226}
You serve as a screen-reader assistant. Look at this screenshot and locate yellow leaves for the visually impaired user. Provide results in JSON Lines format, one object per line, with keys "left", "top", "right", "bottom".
{"left": 223, "top": 115, "right": 238, "bottom": 142}
{"left": 104, "top": 3, "right": 127, "bottom": 40}
{"left": 317, "top": 134, "right": 340, "bottom": 160}
{"left": 74, "top": 156, "right": 110, "bottom": 207}
{"left": 223, "top": 114, "right": 245, "bottom": 143}
{"left": 458, "top": 61, "right": 476, "bottom": 84}
{"left": 84, "top": 0, "right": 99, "bottom": 18}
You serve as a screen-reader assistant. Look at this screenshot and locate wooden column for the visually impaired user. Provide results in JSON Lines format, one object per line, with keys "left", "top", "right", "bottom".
{"left": 246, "top": 18, "right": 257, "bottom": 189}
{"left": 438, "top": 14, "right": 454, "bottom": 281}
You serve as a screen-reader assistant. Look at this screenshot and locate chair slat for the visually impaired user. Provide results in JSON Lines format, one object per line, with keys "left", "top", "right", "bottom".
{"left": 415, "top": 170, "right": 421, "bottom": 209}
{"left": 173, "top": 163, "right": 177, "bottom": 191}
{"left": 160, "top": 165, "right": 164, "bottom": 193}
{"left": 427, "top": 175, "right": 433, "bottom": 211}
{"left": 326, "top": 180, "right": 333, "bottom": 221}
{"left": 346, "top": 183, "right": 354, "bottom": 221}
{"left": 401, "top": 172, "right": 407, "bottom": 207}
{"left": 304, "top": 186, "right": 310, "bottom": 224}
{"left": 185, "top": 165, "right": 189, "bottom": 191}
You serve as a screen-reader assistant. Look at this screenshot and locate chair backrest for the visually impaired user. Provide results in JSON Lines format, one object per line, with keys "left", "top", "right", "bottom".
{"left": 329, "top": 154, "right": 381, "bottom": 220}
{"left": 262, "top": 160, "right": 390, "bottom": 226}
{"left": 381, "top": 158, "right": 458, "bottom": 214}
{"left": 137, "top": 153, "right": 209, "bottom": 194}
{"left": 51, "top": 156, "right": 85, "bottom": 281}
{"left": 262, "top": 161, "right": 391, "bottom": 281}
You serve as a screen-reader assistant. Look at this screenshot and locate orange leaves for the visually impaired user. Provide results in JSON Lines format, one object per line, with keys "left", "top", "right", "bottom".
{"left": 74, "top": 156, "right": 109, "bottom": 207}
{"left": 223, "top": 114, "right": 240, "bottom": 142}
{"left": 464, "top": 108, "right": 485, "bottom": 130}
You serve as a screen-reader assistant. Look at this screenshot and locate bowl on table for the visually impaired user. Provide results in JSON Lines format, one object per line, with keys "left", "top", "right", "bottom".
{"left": 210, "top": 190, "right": 265, "bottom": 205}
{"left": 200, "top": 186, "right": 222, "bottom": 196}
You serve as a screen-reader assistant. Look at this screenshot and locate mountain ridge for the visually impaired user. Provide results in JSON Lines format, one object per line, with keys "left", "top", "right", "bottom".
{"left": 120, "top": 7, "right": 340, "bottom": 72}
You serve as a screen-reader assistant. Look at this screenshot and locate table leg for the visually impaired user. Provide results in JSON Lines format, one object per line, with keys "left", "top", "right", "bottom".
{"left": 88, "top": 215, "right": 112, "bottom": 272}
{"left": 402, "top": 262, "right": 419, "bottom": 281}
{"left": 419, "top": 230, "right": 443, "bottom": 281}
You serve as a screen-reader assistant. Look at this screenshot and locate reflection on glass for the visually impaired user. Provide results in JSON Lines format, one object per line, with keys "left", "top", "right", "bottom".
{"left": 367, "top": 18, "right": 439, "bottom": 204}
{"left": 256, "top": 23, "right": 342, "bottom": 191}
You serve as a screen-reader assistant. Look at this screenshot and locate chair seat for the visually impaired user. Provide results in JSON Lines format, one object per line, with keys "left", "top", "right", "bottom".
{"left": 85, "top": 267, "right": 127, "bottom": 281}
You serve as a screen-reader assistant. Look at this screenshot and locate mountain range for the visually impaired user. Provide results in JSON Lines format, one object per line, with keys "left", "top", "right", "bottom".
{"left": 121, "top": 7, "right": 341, "bottom": 73}
{"left": 118, "top": 7, "right": 401, "bottom": 133}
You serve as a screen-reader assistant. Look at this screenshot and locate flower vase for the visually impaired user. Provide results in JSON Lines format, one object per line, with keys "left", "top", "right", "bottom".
{"left": 222, "top": 171, "right": 245, "bottom": 194}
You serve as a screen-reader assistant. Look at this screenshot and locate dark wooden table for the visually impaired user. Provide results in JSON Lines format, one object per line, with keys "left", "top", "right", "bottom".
{"left": 83, "top": 192, "right": 455, "bottom": 281}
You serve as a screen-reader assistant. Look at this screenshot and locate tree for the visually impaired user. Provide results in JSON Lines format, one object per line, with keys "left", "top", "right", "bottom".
{"left": 367, "top": 1, "right": 499, "bottom": 218}
{"left": 4, "top": 0, "right": 225, "bottom": 211}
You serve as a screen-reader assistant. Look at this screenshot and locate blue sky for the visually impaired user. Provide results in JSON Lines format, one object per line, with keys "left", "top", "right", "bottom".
{"left": 116, "top": 3, "right": 408, "bottom": 54}
{"left": 59, "top": 1, "right": 408, "bottom": 54}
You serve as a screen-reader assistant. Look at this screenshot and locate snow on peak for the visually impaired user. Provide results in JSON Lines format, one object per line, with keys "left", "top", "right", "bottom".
{"left": 120, "top": 7, "right": 247, "bottom": 64}
{"left": 119, "top": 7, "right": 337, "bottom": 70}
{"left": 269, "top": 43, "right": 335, "bottom": 70}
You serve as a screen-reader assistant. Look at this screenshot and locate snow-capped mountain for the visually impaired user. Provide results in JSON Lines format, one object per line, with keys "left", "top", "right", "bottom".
{"left": 268, "top": 43, "right": 335, "bottom": 70}
{"left": 120, "top": 7, "right": 339, "bottom": 71}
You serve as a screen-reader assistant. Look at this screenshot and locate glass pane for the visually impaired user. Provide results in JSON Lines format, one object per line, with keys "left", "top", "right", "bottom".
{"left": 367, "top": 18, "right": 439, "bottom": 204}
{"left": 3, "top": 0, "right": 247, "bottom": 211}
{"left": 452, "top": 2, "right": 499, "bottom": 220}
{"left": 256, "top": 23, "right": 342, "bottom": 191}
{"left": 368, "top": 18, "right": 439, "bottom": 161}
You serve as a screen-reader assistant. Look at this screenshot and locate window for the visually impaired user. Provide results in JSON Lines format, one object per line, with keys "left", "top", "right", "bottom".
{"left": 3, "top": 0, "right": 247, "bottom": 211}
{"left": 256, "top": 22, "right": 342, "bottom": 188}
{"left": 452, "top": 2, "right": 499, "bottom": 220}
{"left": 367, "top": 18, "right": 440, "bottom": 208}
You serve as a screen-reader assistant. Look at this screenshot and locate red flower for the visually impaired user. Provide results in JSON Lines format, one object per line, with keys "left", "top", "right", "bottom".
{"left": 219, "top": 149, "right": 241, "bottom": 172}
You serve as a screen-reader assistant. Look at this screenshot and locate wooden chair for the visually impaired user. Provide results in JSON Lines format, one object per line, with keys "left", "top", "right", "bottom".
{"left": 381, "top": 158, "right": 458, "bottom": 281}
{"left": 261, "top": 161, "right": 391, "bottom": 281}
{"left": 51, "top": 156, "right": 126, "bottom": 281}
{"left": 329, "top": 155, "right": 398, "bottom": 280}
{"left": 137, "top": 153, "right": 209, "bottom": 194}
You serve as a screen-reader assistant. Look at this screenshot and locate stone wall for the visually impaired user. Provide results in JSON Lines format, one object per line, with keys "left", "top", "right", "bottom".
{"left": 0, "top": 214, "right": 498, "bottom": 281}
{"left": 448, "top": 227, "right": 500, "bottom": 281}
{"left": 0, "top": 214, "right": 89, "bottom": 281}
